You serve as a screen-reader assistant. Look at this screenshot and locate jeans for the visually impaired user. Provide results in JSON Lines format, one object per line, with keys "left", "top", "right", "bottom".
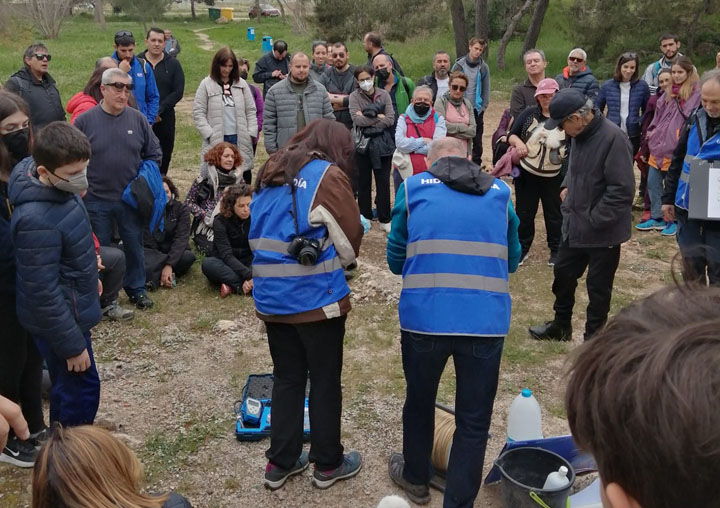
{"left": 552, "top": 242, "right": 621, "bottom": 339}
{"left": 356, "top": 153, "right": 392, "bottom": 223}
{"left": 201, "top": 256, "right": 245, "bottom": 292}
{"left": 514, "top": 170, "right": 563, "bottom": 256}
{"left": 98, "top": 245, "right": 126, "bottom": 308}
{"left": 471, "top": 109, "right": 485, "bottom": 166}
{"left": 224, "top": 134, "right": 238, "bottom": 145}
{"left": 34, "top": 331, "right": 99, "bottom": 426}
{"left": 85, "top": 197, "right": 146, "bottom": 298}
{"left": 152, "top": 111, "right": 175, "bottom": 175}
{"left": 400, "top": 330, "right": 503, "bottom": 508}
{"left": 676, "top": 210, "right": 720, "bottom": 285}
{"left": 265, "top": 316, "right": 346, "bottom": 471}
{"left": 647, "top": 166, "right": 666, "bottom": 220}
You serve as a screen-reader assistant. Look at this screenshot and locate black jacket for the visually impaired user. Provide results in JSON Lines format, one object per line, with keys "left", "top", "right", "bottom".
{"left": 211, "top": 214, "right": 253, "bottom": 281}
{"left": 139, "top": 51, "right": 185, "bottom": 119}
{"left": 560, "top": 111, "right": 635, "bottom": 248}
{"left": 416, "top": 74, "right": 439, "bottom": 102}
{"left": 253, "top": 52, "right": 290, "bottom": 98}
{"left": 143, "top": 199, "right": 192, "bottom": 267}
{"left": 367, "top": 47, "right": 404, "bottom": 76}
{"left": 320, "top": 65, "right": 356, "bottom": 129}
{"left": 5, "top": 66, "right": 65, "bottom": 131}
{"left": 0, "top": 182, "right": 15, "bottom": 297}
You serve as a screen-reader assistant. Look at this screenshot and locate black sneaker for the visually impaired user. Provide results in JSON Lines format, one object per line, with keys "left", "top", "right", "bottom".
{"left": 0, "top": 436, "right": 38, "bottom": 468}
{"left": 129, "top": 292, "right": 154, "bottom": 310}
{"left": 312, "top": 451, "right": 362, "bottom": 489}
{"left": 264, "top": 450, "right": 309, "bottom": 490}
{"left": 529, "top": 321, "right": 572, "bottom": 341}
{"left": 518, "top": 253, "right": 529, "bottom": 266}
{"left": 548, "top": 251, "right": 558, "bottom": 267}
{"left": 29, "top": 426, "right": 49, "bottom": 450}
{"left": 387, "top": 452, "right": 431, "bottom": 505}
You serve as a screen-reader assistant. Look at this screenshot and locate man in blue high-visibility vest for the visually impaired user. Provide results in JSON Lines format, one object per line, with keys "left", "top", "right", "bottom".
{"left": 386, "top": 137, "right": 521, "bottom": 508}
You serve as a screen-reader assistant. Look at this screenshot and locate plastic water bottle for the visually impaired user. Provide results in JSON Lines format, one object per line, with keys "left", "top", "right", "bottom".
{"left": 506, "top": 388, "right": 543, "bottom": 442}
{"left": 543, "top": 466, "right": 570, "bottom": 490}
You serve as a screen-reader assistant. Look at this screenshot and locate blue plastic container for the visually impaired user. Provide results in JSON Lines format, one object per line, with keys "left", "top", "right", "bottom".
{"left": 262, "top": 36, "right": 273, "bottom": 53}
{"left": 247, "top": 27, "right": 255, "bottom": 41}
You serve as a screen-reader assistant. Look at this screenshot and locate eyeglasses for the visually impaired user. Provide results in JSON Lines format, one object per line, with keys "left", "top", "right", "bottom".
{"left": 33, "top": 53, "right": 51, "bottom": 61}
{"left": 568, "top": 56, "right": 584, "bottom": 63}
{"left": 106, "top": 82, "right": 134, "bottom": 91}
{"left": 451, "top": 84, "right": 467, "bottom": 92}
{"left": 332, "top": 53, "right": 346, "bottom": 58}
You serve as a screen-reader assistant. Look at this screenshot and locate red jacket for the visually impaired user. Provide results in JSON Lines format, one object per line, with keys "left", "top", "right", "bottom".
{"left": 66, "top": 92, "right": 98, "bottom": 124}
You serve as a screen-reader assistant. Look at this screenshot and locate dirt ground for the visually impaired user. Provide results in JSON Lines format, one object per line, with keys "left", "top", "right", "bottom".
{"left": 0, "top": 95, "right": 677, "bottom": 508}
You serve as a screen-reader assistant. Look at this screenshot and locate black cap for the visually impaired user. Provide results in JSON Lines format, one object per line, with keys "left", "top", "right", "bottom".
{"left": 114, "top": 30, "right": 135, "bottom": 46}
{"left": 544, "top": 88, "right": 588, "bottom": 130}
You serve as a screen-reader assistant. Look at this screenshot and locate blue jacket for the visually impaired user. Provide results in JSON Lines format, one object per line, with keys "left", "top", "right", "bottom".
{"left": 112, "top": 52, "right": 160, "bottom": 125}
{"left": 596, "top": 79, "right": 650, "bottom": 138}
{"left": 122, "top": 159, "right": 167, "bottom": 233}
{"left": 9, "top": 158, "right": 101, "bottom": 358}
{"left": 675, "top": 108, "right": 720, "bottom": 210}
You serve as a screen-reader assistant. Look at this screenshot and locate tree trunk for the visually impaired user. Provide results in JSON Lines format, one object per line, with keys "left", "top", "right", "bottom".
{"left": 191, "top": 0, "right": 196, "bottom": 19}
{"left": 94, "top": 0, "right": 106, "bottom": 28}
{"left": 497, "top": 0, "right": 535, "bottom": 70}
{"left": 255, "top": 0, "right": 261, "bottom": 24}
{"left": 522, "top": 0, "right": 548, "bottom": 55}
{"left": 475, "top": 0, "right": 489, "bottom": 56}
{"left": 449, "top": 0, "right": 467, "bottom": 60}
{"left": 275, "top": 0, "right": 287, "bottom": 22}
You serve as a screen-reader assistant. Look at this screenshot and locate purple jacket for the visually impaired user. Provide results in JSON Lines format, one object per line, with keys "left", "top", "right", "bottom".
{"left": 250, "top": 84, "right": 264, "bottom": 132}
{"left": 647, "top": 85, "right": 700, "bottom": 161}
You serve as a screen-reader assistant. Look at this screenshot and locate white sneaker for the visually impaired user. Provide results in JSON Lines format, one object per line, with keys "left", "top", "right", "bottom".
{"left": 381, "top": 222, "right": 391, "bottom": 233}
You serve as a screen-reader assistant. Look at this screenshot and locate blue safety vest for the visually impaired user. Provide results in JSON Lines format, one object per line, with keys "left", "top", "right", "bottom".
{"left": 249, "top": 159, "right": 349, "bottom": 316}
{"left": 399, "top": 171, "right": 512, "bottom": 337}
{"left": 676, "top": 108, "right": 720, "bottom": 210}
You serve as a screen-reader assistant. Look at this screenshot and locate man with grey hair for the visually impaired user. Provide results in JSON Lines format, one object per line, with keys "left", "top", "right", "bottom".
{"left": 5, "top": 43, "right": 65, "bottom": 131}
{"left": 661, "top": 69, "right": 720, "bottom": 285}
{"left": 75, "top": 68, "right": 162, "bottom": 312}
{"left": 510, "top": 48, "right": 548, "bottom": 118}
{"left": 416, "top": 51, "right": 451, "bottom": 102}
{"left": 555, "top": 48, "right": 599, "bottom": 100}
{"left": 386, "top": 135, "right": 520, "bottom": 507}
{"left": 529, "top": 88, "right": 634, "bottom": 342}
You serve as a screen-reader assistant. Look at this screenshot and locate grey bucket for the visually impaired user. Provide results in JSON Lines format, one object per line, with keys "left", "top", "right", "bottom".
{"left": 494, "top": 447, "right": 575, "bottom": 508}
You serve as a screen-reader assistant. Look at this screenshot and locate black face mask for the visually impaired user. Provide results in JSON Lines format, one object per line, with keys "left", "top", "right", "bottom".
{"left": 239, "top": 71, "right": 249, "bottom": 80}
{"left": 2, "top": 128, "right": 30, "bottom": 166}
{"left": 376, "top": 68, "right": 390, "bottom": 82}
{"left": 413, "top": 104, "right": 430, "bottom": 116}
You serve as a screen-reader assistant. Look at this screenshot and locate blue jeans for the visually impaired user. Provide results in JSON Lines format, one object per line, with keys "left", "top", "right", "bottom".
{"left": 676, "top": 210, "right": 720, "bottom": 285}
{"left": 84, "top": 197, "right": 146, "bottom": 297}
{"left": 34, "top": 332, "right": 99, "bottom": 426}
{"left": 224, "top": 134, "right": 238, "bottom": 145}
{"left": 647, "top": 166, "right": 666, "bottom": 221}
{"left": 400, "top": 330, "right": 504, "bottom": 508}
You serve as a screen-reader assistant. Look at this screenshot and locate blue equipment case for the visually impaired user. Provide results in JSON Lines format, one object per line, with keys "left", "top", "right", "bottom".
{"left": 234, "top": 374, "right": 311, "bottom": 441}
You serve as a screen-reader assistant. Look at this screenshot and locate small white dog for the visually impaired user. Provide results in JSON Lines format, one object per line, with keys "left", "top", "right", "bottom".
{"left": 527, "top": 125, "right": 565, "bottom": 150}
{"left": 376, "top": 495, "right": 411, "bottom": 508}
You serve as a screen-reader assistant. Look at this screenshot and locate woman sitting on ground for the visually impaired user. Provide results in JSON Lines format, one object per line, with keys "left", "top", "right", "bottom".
{"left": 143, "top": 176, "right": 196, "bottom": 291}
{"left": 201, "top": 183, "right": 253, "bottom": 298}
{"left": 32, "top": 425, "right": 192, "bottom": 508}
{"left": 434, "top": 71, "right": 476, "bottom": 158}
{"left": 185, "top": 141, "right": 242, "bottom": 255}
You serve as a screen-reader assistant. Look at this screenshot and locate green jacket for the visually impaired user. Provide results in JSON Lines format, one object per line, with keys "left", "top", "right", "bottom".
{"left": 376, "top": 70, "right": 414, "bottom": 121}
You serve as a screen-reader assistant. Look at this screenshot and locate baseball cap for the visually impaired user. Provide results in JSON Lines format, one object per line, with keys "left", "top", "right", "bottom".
{"left": 534, "top": 78, "right": 560, "bottom": 97}
{"left": 114, "top": 30, "right": 135, "bottom": 46}
{"left": 544, "top": 88, "right": 588, "bottom": 130}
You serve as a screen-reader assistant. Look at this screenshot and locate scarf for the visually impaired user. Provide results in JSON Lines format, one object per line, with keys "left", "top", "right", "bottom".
{"left": 200, "top": 161, "right": 238, "bottom": 197}
{"left": 405, "top": 103, "right": 432, "bottom": 124}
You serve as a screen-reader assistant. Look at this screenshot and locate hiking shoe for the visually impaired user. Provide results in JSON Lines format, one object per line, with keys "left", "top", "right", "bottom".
{"left": 381, "top": 222, "right": 391, "bottom": 234}
{"left": 636, "top": 218, "right": 664, "bottom": 231}
{"left": 529, "top": 321, "right": 572, "bottom": 342}
{"left": 220, "top": 283, "right": 233, "bottom": 298}
{"left": 0, "top": 436, "right": 37, "bottom": 468}
{"left": 548, "top": 251, "right": 558, "bottom": 267}
{"left": 129, "top": 293, "right": 154, "bottom": 310}
{"left": 264, "top": 450, "right": 309, "bottom": 490}
{"left": 102, "top": 300, "right": 135, "bottom": 321}
{"left": 661, "top": 222, "right": 677, "bottom": 236}
{"left": 518, "top": 253, "right": 529, "bottom": 266}
{"left": 312, "top": 451, "right": 362, "bottom": 489}
{"left": 29, "top": 426, "right": 49, "bottom": 450}
{"left": 387, "top": 452, "right": 431, "bottom": 505}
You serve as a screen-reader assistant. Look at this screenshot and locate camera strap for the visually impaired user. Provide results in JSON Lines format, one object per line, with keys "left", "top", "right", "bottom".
{"left": 290, "top": 186, "right": 301, "bottom": 237}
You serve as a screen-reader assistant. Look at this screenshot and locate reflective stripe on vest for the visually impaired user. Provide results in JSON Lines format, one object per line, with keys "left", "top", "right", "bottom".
{"left": 399, "top": 171, "right": 512, "bottom": 337}
{"left": 249, "top": 159, "right": 349, "bottom": 315}
{"left": 675, "top": 109, "right": 720, "bottom": 210}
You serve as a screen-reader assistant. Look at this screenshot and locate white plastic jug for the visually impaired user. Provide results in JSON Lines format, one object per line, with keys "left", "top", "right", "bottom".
{"left": 543, "top": 465, "right": 570, "bottom": 490}
{"left": 507, "top": 388, "right": 543, "bottom": 442}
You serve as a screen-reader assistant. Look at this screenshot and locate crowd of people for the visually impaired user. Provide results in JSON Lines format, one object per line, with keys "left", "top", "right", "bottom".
{"left": 1, "top": 24, "right": 719, "bottom": 508}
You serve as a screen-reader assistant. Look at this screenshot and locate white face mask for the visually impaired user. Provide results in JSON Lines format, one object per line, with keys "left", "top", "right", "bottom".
{"left": 359, "top": 79, "right": 374, "bottom": 92}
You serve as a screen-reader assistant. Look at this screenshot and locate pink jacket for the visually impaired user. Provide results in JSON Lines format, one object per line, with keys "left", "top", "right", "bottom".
{"left": 647, "top": 85, "right": 700, "bottom": 161}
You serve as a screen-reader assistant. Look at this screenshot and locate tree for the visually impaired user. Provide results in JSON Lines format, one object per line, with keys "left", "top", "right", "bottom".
{"left": 522, "top": 0, "right": 548, "bottom": 55}
{"left": 496, "top": 0, "right": 534, "bottom": 70}
{"left": 475, "top": 0, "right": 489, "bottom": 40}
{"left": 112, "top": 0, "right": 172, "bottom": 27}
{"left": 27, "top": 0, "right": 74, "bottom": 39}
{"left": 449, "top": 0, "right": 468, "bottom": 59}
{"left": 188, "top": 0, "right": 214, "bottom": 20}
{"left": 94, "top": 0, "right": 106, "bottom": 29}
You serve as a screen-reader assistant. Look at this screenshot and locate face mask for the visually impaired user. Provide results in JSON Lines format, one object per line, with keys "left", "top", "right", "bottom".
{"left": 239, "top": 71, "right": 248, "bottom": 80}
{"left": 359, "top": 79, "right": 373, "bottom": 92}
{"left": 2, "top": 128, "right": 30, "bottom": 166}
{"left": 413, "top": 104, "right": 430, "bottom": 116}
{"left": 51, "top": 167, "right": 88, "bottom": 194}
{"left": 376, "top": 68, "right": 390, "bottom": 82}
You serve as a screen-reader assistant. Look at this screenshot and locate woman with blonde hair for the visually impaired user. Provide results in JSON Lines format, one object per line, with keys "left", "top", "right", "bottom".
{"left": 32, "top": 425, "right": 192, "bottom": 508}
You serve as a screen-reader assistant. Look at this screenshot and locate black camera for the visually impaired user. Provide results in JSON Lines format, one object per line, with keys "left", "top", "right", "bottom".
{"left": 287, "top": 236, "right": 321, "bottom": 266}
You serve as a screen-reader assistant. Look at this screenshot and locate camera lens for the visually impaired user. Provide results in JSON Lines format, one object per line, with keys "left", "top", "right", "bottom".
{"left": 298, "top": 245, "right": 318, "bottom": 266}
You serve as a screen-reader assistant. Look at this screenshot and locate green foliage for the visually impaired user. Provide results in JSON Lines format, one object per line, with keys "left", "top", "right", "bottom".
{"left": 112, "top": 0, "right": 173, "bottom": 19}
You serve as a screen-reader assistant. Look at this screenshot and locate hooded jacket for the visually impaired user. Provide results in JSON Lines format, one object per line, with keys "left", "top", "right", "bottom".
{"left": 8, "top": 157, "right": 101, "bottom": 358}
{"left": 647, "top": 84, "right": 701, "bottom": 162}
{"left": 5, "top": 66, "right": 66, "bottom": 131}
{"left": 451, "top": 55, "right": 491, "bottom": 112}
{"left": 555, "top": 67, "right": 600, "bottom": 100}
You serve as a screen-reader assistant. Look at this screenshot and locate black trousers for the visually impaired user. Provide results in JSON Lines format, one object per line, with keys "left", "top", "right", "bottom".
{"left": 356, "top": 153, "right": 391, "bottom": 224}
{"left": 514, "top": 170, "right": 563, "bottom": 256}
{"left": 265, "top": 316, "right": 346, "bottom": 471}
{"left": 471, "top": 109, "right": 485, "bottom": 165}
{"left": 144, "top": 248, "right": 196, "bottom": 286}
{"left": 98, "top": 245, "right": 126, "bottom": 308}
{"left": 153, "top": 112, "right": 176, "bottom": 175}
{"left": 552, "top": 243, "right": 621, "bottom": 339}
{"left": 0, "top": 295, "right": 45, "bottom": 434}
{"left": 201, "top": 256, "right": 246, "bottom": 292}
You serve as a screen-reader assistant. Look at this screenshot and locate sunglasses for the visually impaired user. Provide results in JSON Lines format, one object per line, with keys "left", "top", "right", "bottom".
{"left": 115, "top": 30, "right": 133, "bottom": 38}
{"left": 451, "top": 84, "right": 467, "bottom": 92}
{"left": 33, "top": 53, "right": 51, "bottom": 61}
{"left": 106, "top": 82, "right": 134, "bottom": 91}
{"left": 568, "top": 56, "right": 584, "bottom": 63}
{"left": 621, "top": 52, "right": 638, "bottom": 59}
